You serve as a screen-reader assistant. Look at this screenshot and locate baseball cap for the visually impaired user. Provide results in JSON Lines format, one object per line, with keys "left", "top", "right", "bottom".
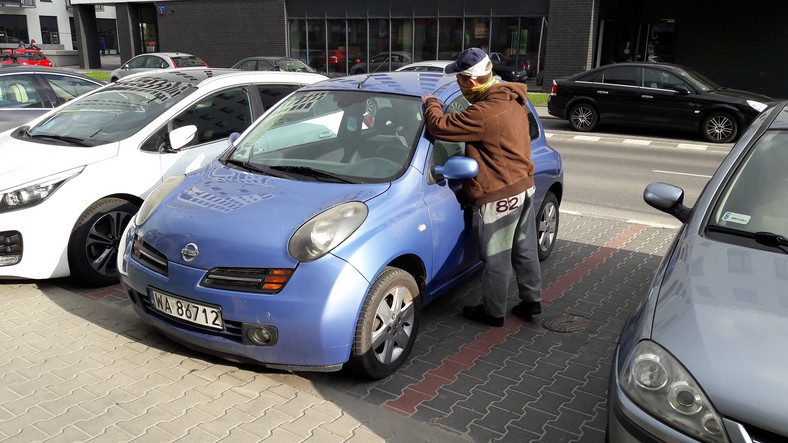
{"left": 444, "top": 48, "right": 492, "bottom": 78}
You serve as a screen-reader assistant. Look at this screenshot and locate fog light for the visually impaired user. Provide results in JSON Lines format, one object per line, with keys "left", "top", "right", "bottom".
{"left": 242, "top": 324, "right": 278, "bottom": 346}
{"left": 0, "top": 230, "right": 22, "bottom": 266}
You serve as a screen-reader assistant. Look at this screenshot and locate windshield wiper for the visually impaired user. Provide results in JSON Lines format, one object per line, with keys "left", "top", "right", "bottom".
{"left": 27, "top": 133, "right": 91, "bottom": 146}
{"left": 268, "top": 165, "right": 359, "bottom": 183}
{"left": 707, "top": 225, "right": 788, "bottom": 253}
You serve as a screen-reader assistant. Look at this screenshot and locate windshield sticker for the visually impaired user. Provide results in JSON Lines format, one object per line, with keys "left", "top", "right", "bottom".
{"left": 721, "top": 212, "right": 751, "bottom": 225}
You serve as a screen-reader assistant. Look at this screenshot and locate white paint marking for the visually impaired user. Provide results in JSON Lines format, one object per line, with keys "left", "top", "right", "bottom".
{"left": 677, "top": 143, "right": 708, "bottom": 150}
{"left": 653, "top": 169, "right": 712, "bottom": 179}
{"left": 574, "top": 135, "right": 601, "bottom": 141}
{"left": 560, "top": 209, "right": 582, "bottom": 215}
{"left": 626, "top": 219, "right": 679, "bottom": 229}
{"left": 624, "top": 139, "right": 651, "bottom": 145}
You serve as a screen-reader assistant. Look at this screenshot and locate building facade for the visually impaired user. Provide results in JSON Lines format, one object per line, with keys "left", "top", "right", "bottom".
{"left": 63, "top": 0, "right": 787, "bottom": 98}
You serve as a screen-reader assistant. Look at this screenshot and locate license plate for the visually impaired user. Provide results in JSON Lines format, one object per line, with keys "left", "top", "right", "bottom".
{"left": 149, "top": 289, "right": 224, "bottom": 330}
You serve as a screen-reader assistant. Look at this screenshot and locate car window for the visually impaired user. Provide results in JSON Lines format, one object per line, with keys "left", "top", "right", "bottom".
{"left": 643, "top": 68, "right": 686, "bottom": 90}
{"left": 172, "top": 56, "right": 206, "bottom": 68}
{"left": 230, "top": 90, "right": 423, "bottom": 183}
{"left": 709, "top": 131, "right": 788, "bottom": 237}
{"left": 127, "top": 56, "right": 146, "bottom": 69}
{"left": 273, "top": 59, "right": 316, "bottom": 73}
{"left": 526, "top": 104, "right": 539, "bottom": 141}
{"left": 171, "top": 86, "right": 253, "bottom": 148}
{"left": 0, "top": 74, "right": 44, "bottom": 108}
{"left": 257, "top": 84, "right": 300, "bottom": 110}
{"left": 432, "top": 96, "right": 469, "bottom": 168}
{"left": 42, "top": 74, "right": 101, "bottom": 106}
{"left": 602, "top": 66, "right": 638, "bottom": 86}
{"left": 237, "top": 60, "right": 257, "bottom": 70}
{"left": 370, "top": 54, "right": 388, "bottom": 63}
{"left": 144, "top": 57, "right": 166, "bottom": 68}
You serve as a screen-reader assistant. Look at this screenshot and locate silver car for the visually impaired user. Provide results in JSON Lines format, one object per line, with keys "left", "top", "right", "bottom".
{"left": 108, "top": 52, "right": 207, "bottom": 82}
{"left": 607, "top": 101, "right": 788, "bottom": 441}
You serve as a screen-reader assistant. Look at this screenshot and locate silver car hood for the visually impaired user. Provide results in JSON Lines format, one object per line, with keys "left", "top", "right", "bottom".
{"left": 652, "top": 233, "right": 788, "bottom": 435}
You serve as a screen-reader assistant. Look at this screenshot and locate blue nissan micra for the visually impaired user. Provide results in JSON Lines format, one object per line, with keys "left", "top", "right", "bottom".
{"left": 118, "top": 72, "right": 563, "bottom": 379}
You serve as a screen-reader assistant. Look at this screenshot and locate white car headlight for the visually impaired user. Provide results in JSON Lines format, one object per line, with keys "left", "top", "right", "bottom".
{"left": 134, "top": 175, "right": 186, "bottom": 226}
{"left": 0, "top": 167, "right": 84, "bottom": 213}
{"left": 288, "top": 202, "right": 368, "bottom": 262}
{"left": 620, "top": 340, "right": 729, "bottom": 443}
{"left": 747, "top": 100, "right": 768, "bottom": 113}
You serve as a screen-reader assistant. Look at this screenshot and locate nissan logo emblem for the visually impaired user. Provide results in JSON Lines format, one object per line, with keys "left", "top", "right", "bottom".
{"left": 181, "top": 243, "right": 199, "bottom": 262}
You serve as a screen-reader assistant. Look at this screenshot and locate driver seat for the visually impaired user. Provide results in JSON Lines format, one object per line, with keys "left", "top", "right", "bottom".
{"left": 368, "top": 107, "right": 408, "bottom": 158}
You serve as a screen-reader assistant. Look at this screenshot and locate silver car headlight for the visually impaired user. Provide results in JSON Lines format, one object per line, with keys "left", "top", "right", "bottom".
{"left": 288, "top": 202, "right": 367, "bottom": 262}
{"left": 134, "top": 175, "right": 186, "bottom": 226}
{"left": 116, "top": 220, "right": 135, "bottom": 276}
{"left": 0, "top": 167, "right": 84, "bottom": 213}
{"left": 620, "top": 340, "right": 729, "bottom": 443}
{"left": 747, "top": 100, "right": 768, "bottom": 113}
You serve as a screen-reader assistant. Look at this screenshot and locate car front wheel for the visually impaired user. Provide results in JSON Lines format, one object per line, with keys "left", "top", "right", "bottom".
{"left": 569, "top": 103, "right": 598, "bottom": 132}
{"left": 68, "top": 198, "right": 137, "bottom": 287}
{"left": 347, "top": 266, "right": 421, "bottom": 379}
{"left": 702, "top": 112, "right": 738, "bottom": 143}
{"left": 536, "top": 191, "right": 559, "bottom": 261}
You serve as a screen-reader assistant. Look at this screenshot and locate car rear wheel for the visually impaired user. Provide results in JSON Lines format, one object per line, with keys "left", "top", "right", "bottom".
{"left": 68, "top": 198, "right": 137, "bottom": 287}
{"left": 569, "top": 103, "right": 598, "bottom": 132}
{"left": 536, "top": 191, "right": 559, "bottom": 261}
{"left": 702, "top": 112, "right": 738, "bottom": 143}
{"left": 347, "top": 266, "right": 421, "bottom": 379}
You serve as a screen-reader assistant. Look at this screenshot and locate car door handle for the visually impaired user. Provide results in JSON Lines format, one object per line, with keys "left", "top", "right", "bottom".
{"left": 641, "top": 95, "right": 654, "bottom": 99}
{"left": 596, "top": 90, "right": 609, "bottom": 95}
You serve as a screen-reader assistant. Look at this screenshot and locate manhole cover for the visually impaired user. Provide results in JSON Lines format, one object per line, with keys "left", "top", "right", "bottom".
{"left": 541, "top": 314, "right": 591, "bottom": 333}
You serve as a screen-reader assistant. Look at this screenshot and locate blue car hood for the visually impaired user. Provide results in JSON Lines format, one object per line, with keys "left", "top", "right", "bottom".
{"left": 142, "top": 163, "right": 389, "bottom": 269}
{"left": 651, "top": 234, "right": 788, "bottom": 435}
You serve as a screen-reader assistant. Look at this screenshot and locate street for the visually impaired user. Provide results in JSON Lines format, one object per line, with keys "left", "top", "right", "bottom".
{"left": 0, "top": 110, "right": 734, "bottom": 441}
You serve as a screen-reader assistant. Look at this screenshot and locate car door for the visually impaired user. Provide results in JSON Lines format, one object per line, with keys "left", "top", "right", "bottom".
{"left": 123, "top": 55, "right": 149, "bottom": 78}
{"left": 596, "top": 65, "right": 641, "bottom": 124}
{"left": 421, "top": 93, "right": 480, "bottom": 299}
{"left": 637, "top": 67, "right": 699, "bottom": 129}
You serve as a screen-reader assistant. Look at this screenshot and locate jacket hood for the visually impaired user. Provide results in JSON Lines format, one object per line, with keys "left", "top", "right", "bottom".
{"left": 0, "top": 136, "right": 118, "bottom": 190}
{"left": 652, "top": 234, "right": 788, "bottom": 436}
{"left": 481, "top": 82, "right": 529, "bottom": 106}
{"left": 139, "top": 162, "right": 390, "bottom": 269}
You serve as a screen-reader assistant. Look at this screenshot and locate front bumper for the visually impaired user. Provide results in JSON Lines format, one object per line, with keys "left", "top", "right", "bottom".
{"left": 121, "top": 250, "right": 372, "bottom": 370}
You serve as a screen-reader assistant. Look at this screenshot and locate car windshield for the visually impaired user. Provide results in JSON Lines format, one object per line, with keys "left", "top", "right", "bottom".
{"left": 18, "top": 76, "right": 197, "bottom": 146}
{"left": 274, "top": 59, "right": 316, "bottom": 73}
{"left": 675, "top": 66, "right": 720, "bottom": 92}
{"left": 226, "top": 90, "right": 424, "bottom": 183}
{"left": 171, "top": 56, "right": 205, "bottom": 68}
{"left": 708, "top": 130, "right": 788, "bottom": 239}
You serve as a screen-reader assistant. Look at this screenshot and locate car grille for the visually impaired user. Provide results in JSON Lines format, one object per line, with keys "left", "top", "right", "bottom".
{"left": 132, "top": 236, "right": 169, "bottom": 276}
{"left": 201, "top": 267, "right": 293, "bottom": 294}
{"left": 126, "top": 286, "right": 244, "bottom": 343}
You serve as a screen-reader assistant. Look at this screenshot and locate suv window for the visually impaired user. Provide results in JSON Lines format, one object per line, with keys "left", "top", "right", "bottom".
{"left": 603, "top": 66, "right": 638, "bottom": 86}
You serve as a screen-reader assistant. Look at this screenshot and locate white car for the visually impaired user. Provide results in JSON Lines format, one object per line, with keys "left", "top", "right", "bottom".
{"left": 0, "top": 68, "right": 326, "bottom": 286}
{"left": 395, "top": 60, "right": 454, "bottom": 73}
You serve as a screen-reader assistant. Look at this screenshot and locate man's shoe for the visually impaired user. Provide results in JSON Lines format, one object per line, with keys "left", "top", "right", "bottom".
{"left": 462, "top": 305, "right": 504, "bottom": 327}
{"left": 512, "top": 301, "right": 542, "bottom": 319}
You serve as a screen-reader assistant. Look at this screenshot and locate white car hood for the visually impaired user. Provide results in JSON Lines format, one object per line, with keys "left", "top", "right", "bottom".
{"left": 0, "top": 138, "right": 119, "bottom": 190}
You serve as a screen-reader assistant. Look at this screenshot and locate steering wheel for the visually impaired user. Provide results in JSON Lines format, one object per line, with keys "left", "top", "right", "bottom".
{"left": 373, "top": 142, "right": 409, "bottom": 164}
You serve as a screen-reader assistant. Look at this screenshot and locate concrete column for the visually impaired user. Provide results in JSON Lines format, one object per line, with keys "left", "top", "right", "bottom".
{"left": 73, "top": 5, "right": 100, "bottom": 69}
{"left": 116, "top": 3, "right": 143, "bottom": 65}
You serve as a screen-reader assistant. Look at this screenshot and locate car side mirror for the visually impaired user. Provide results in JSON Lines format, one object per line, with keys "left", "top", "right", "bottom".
{"left": 168, "top": 125, "right": 197, "bottom": 151}
{"left": 672, "top": 85, "right": 691, "bottom": 95}
{"left": 434, "top": 157, "right": 478, "bottom": 180}
{"left": 122, "top": 64, "right": 129, "bottom": 70}
{"left": 229, "top": 132, "right": 241, "bottom": 145}
{"left": 643, "top": 182, "right": 691, "bottom": 223}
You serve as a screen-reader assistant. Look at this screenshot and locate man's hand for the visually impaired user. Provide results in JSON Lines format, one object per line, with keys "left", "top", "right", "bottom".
{"left": 421, "top": 94, "right": 438, "bottom": 104}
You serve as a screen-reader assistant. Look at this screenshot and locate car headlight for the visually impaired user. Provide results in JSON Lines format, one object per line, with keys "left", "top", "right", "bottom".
{"left": 0, "top": 167, "right": 84, "bottom": 214}
{"left": 116, "top": 220, "right": 135, "bottom": 276}
{"left": 620, "top": 340, "right": 729, "bottom": 443}
{"left": 288, "top": 202, "right": 367, "bottom": 262}
{"left": 747, "top": 100, "right": 768, "bottom": 112}
{"left": 134, "top": 175, "right": 186, "bottom": 226}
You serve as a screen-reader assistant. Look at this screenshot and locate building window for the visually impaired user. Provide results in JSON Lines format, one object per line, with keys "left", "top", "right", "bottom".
{"left": 0, "top": 14, "right": 28, "bottom": 44}
{"left": 40, "top": 16, "right": 59, "bottom": 45}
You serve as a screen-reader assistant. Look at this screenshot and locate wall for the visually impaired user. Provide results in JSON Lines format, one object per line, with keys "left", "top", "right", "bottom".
{"left": 540, "top": 0, "right": 599, "bottom": 92}
{"left": 155, "top": 0, "right": 287, "bottom": 68}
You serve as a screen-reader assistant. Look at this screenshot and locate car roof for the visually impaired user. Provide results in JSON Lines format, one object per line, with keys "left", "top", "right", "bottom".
{"left": 300, "top": 71, "right": 457, "bottom": 99}
{"left": 0, "top": 65, "right": 101, "bottom": 81}
{"left": 395, "top": 60, "right": 453, "bottom": 71}
{"left": 116, "top": 67, "right": 327, "bottom": 88}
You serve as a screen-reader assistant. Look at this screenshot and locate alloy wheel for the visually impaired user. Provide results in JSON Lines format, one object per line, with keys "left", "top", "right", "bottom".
{"left": 371, "top": 284, "right": 415, "bottom": 365}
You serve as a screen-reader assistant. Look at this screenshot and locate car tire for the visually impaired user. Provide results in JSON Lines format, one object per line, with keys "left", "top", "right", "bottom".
{"left": 569, "top": 103, "right": 598, "bottom": 132}
{"left": 536, "top": 191, "right": 559, "bottom": 261}
{"left": 702, "top": 112, "right": 738, "bottom": 143}
{"left": 67, "top": 198, "right": 138, "bottom": 287}
{"left": 109, "top": 76, "right": 118, "bottom": 83}
{"left": 347, "top": 266, "right": 421, "bottom": 379}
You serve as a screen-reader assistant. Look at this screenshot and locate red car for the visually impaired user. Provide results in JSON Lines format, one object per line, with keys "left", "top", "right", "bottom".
{"left": 3, "top": 49, "right": 52, "bottom": 67}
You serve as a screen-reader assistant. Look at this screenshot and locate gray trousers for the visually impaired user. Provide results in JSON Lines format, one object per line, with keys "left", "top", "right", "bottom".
{"left": 475, "top": 188, "right": 543, "bottom": 318}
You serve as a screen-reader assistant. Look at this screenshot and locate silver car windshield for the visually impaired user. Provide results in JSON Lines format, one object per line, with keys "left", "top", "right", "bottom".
{"left": 227, "top": 90, "right": 424, "bottom": 183}
{"left": 709, "top": 131, "right": 788, "bottom": 238}
{"left": 20, "top": 77, "right": 197, "bottom": 146}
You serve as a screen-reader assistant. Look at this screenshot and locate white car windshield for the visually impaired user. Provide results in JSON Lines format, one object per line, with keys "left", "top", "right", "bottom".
{"left": 226, "top": 90, "right": 424, "bottom": 183}
{"left": 16, "top": 77, "right": 197, "bottom": 146}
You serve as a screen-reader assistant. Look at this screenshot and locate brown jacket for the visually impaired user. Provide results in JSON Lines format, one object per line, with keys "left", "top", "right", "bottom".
{"left": 423, "top": 82, "right": 535, "bottom": 207}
